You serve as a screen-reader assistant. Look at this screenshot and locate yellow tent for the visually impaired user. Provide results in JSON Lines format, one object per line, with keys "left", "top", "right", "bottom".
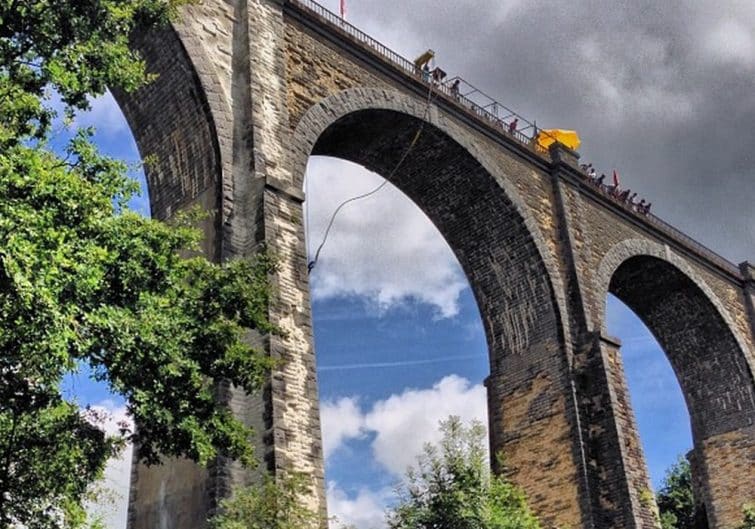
{"left": 536, "top": 129, "right": 581, "bottom": 151}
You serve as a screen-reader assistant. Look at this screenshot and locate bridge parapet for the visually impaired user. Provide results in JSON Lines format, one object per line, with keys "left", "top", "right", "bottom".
{"left": 287, "top": 0, "right": 550, "bottom": 154}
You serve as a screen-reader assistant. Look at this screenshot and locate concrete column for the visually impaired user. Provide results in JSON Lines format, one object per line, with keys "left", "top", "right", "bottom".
{"left": 548, "top": 143, "right": 659, "bottom": 529}
{"left": 576, "top": 333, "right": 660, "bottom": 529}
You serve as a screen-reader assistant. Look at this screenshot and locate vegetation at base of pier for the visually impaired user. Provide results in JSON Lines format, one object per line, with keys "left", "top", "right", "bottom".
{"left": 0, "top": 1, "right": 277, "bottom": 527}
{"left": 210, "top": 473, "right": 321, "bottom": 529}
{"left": 656, "top": 456, "right": 695, "bottom": 529}
{"left": 654, "top": 455, "right": 754, "bottom": 529}
{"left": 210, "top": 417, "right": 541, "bottom": 529}
{"left": 737, "top": 505, "right": 755, "bottom": 529}
{"left": 386, "top": 416, "right": 541, "bottom": 529}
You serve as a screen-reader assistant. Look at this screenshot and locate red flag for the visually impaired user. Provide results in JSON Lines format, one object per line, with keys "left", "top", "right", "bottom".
{"left": 340, "top": 0, "right": 346, "bottom": 18}
{"left": 613, "top": 170, "right": 620, "bottom": 188}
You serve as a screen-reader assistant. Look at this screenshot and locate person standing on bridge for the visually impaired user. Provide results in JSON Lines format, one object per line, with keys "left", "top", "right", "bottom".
{"left": 508, "top": 118, "right": 518, "bottom": 135}
{"left": 422, "top": 63, "right": 430, "bottom": 83}
{"left": 450, "top": 79, "right": 461, "bottom": 99}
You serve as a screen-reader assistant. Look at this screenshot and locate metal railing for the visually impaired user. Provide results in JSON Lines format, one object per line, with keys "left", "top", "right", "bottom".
{"left": 289, "top": 0, "right": 743, "bottom": 279}
{"left": 582, "top": 179, "right": 741, "bottom": 276}
{"left": 645, "top": 213, "right": 741, "bottom": 276}
{"left": 290, "top": 0, "right": 551, "bottom": 153}
{"left": 292, "top": 0, "right": 416, "bottom": 72}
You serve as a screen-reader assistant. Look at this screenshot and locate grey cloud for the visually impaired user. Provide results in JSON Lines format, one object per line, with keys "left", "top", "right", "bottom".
{"left": 340, "top": 0, "right": 754, "bottom": 262}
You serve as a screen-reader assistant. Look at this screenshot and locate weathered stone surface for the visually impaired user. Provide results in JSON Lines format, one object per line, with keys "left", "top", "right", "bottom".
{"left": 119, "top": 2, "right": 755, "bottom": 528}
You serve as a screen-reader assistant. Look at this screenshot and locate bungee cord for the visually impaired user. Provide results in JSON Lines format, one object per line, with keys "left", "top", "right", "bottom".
{"left": 307, "top": 81, "right": 437, "bottom": 274}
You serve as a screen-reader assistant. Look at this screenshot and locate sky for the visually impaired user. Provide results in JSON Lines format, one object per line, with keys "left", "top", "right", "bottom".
{"left": 58, "top": 0, "right": 755, "bottom": 527}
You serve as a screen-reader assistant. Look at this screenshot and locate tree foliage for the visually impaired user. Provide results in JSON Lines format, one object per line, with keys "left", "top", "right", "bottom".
{"left": 387, "top": 416, "right": 541, "bottom": 529}
{"left": 0, "top": 0, "right": 187, "bottom": 146}
{"left": 656, "top": 456, "right": 695, "bottom": 529}
{"left": 209, "top": 473, "right": 320, "bottom": 529}
{"left": 737, "top": 505, "right": 755, "bottom": 529}
{"left": 0, "top": 1, "right": 277, "bottom": 527}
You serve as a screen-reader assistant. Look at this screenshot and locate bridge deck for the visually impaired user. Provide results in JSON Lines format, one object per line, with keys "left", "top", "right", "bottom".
{"left": 287, "top": 0, "right": 743, "bottom": 282}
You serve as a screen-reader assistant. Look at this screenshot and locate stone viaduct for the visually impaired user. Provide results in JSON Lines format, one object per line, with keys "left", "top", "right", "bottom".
{"left": 114, "top": 1, "right": 755, "bottom": 528}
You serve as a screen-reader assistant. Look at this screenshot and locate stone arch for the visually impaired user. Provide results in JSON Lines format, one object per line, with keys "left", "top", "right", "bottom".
{"left": 291, "top": 87, "right": 571, "bottom": 357}
{"left": 595, "top": 239, "right": 755, "bottom": 526}
{"left": 595, "top": 238, "right": 754, "bottom": 397}
{"left": 291, "top": 88, "right": 590, "bottom": 528}
{"left": 111, "top": 20, "right": 231, "bottom": 260}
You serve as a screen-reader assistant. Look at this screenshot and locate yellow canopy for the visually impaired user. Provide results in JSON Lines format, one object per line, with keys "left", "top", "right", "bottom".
{"left": 536, "top": 129, "right": 581, "bottom": 151}
{"left": 414, "top": 49, "right": 435, "bottom": 69}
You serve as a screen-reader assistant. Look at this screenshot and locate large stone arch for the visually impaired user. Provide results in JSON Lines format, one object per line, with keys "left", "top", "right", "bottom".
{"left": 595, "top": 238, "right": 755, "bottom": 528}
{"left": 109, "top": 19, "right": 233, "bottom": 529}
{"left": 291, "top": 87, "right": 571, "bottom": 357}
{"left": 111, "top": 17, "right": 232, "bottom": 261}
{"left": 291, "top": 88, "right": 591, "bottom": 528}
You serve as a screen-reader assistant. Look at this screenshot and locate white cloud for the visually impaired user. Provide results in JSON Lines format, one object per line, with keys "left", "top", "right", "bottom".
{"left": 321, "top": 376, "right": 487, "bottom": 528}
{"left": 321, "top": 397, "right": 365, "bottom": 459}
{"left": 85, "top": 400, "right": 133, "bottom": 529}
{"left": 305, "top": 156, "right": 468, "bottom": 318}
{"left": 327, "top": 483, "right": 389, "bottom": 529}
{"left": 363, "top": 375, "right": 487, "bottom": 477}
{"left": 704, "top": 19, "right": 755, "bottom": 66}
{"left": 321, "top": 375, "right": 487, "bottom": 477}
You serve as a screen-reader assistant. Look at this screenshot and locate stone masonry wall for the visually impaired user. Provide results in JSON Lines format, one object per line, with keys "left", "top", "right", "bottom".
{"left": 284, "top": 36, "right": 590, "bottom": 527}
{"left": 698, "top": 426, "right": 755, "bottom": 527}
{"left": 287, "top": 6, "right": 755, "bottom": 529}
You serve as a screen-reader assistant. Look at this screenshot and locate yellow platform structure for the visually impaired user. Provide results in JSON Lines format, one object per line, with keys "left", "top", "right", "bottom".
{"left": 414, "top": 49, "right": 435, "bottom": 69}
{"left": 536, "top": 129, "right": 581, "bottom": 151}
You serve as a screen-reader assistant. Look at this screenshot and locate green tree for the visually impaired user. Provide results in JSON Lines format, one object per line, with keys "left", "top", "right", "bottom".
{"left": 737, "top": 504, "right": 755, "bottom": 529}
{"left": 209, "top": 473, "right": 319, "bottom": 529}
{"left": 656, "top": 456, "right": 695, "bottom": 529}
{"left": 0, "top": 1, "right": 277, "bottom": 527}
{"left": 0, "top": 0, "right": 188, "bottom": 147}
{"left": 387, "top": 416, "right": 541, "bottom": 529}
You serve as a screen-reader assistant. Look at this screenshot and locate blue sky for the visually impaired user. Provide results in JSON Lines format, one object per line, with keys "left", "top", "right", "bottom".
{"left": 58, "top": 92, "right": 693, "bottom": 528}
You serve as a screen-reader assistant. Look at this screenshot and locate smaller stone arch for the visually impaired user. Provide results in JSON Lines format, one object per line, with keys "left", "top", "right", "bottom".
{"left": 595, "top": 238, "right": 752, "bottom": 364}
{"left": 595, "top": 238, "right": 755, "bottom": 529}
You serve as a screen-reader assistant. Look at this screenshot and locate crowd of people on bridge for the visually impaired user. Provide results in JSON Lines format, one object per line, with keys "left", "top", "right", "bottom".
{"left": 417, "top": 59, "right": 652, "bottom": 217}
{"left": 580, "top": 163, "right": 652, "bottom": 215}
